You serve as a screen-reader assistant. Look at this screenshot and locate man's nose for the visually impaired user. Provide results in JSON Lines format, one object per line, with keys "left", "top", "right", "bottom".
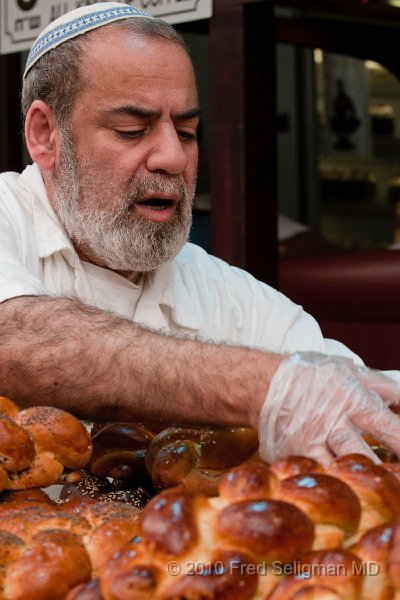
{"left": 146, "top": 123, "right": 188, "bottom": 174}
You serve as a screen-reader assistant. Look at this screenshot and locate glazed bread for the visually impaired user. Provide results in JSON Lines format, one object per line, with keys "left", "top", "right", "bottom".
{"left": 144, "top": 425, "right": 260, "bottom": 495}
{"left": 0, "top": 398, "right": 92, "bottom": 490}
{"left": 270, "top": 455, "right": 324, "bottom": 480}
{"left": 2, "top": 453, "right": 400, "bottom": 599}
{"left": 0, "top": 415, "right": 35, "bottom": 476}
{"left": 61, "top": 499, "right": 141, "bottom": 576}
{"left": 0, "top": 397, "right": 20, "bottom": 420}
{"left": 87, "top": 422, "right": 260, "bottom": 497}
{"left": 1, "top": 400, "right": 400, "bottom": 600}
{"left": 3, "top": 529, "right": 92, "bottom": 600}
{"left": 96, "top": 456, "right": 400, "bottom": 600}
{"left": 88, "top": 423, "right": 154, "bottom": 484}
{"left": 98, "top": 485, "right": 312, "bottom": 599}
{"left": 327, "top": 454, "right": 400, "bottom": 542}
{"left": 0, "top": 490, "right": 141, "bottom": 599}
{"left": 221, "top": 462, "right": 361, "bottom": 550}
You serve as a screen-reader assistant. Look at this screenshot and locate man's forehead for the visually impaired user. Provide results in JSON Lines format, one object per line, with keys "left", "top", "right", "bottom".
{"left": 73, "top": 33, "right": 198, "bottom": 117}
{"left": 81, "top": 30, "right": 196, "bottom": 88}
{"left": 84, "top": 26, "right": 177, "bottom": 57}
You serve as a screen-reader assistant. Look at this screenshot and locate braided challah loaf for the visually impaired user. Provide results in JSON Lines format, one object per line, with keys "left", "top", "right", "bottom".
{"left": 326, "top": 454, "right": 400, "bottom": 543}
{"left": 0, "top": 398, "right": 92, "bottom": 490}
{"left": 96, "top": 487, "right": 312, "bottom": 599}
{"left": 0, "top": 489, "right": 141, "bottom": 599}
{"left": 221, "top": 462, "right": 361, "bottom": 550}
{"left": 2, "top": 529, "right": 92, "bottom": 600}
{"left": 82, "top": 454, "right": 399, "bottom": 600}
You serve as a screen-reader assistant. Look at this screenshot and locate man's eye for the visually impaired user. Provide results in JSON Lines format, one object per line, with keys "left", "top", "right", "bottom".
{"left": 115, "top": 130, "right": 144, "bottom": 139}
{"left": 177, "top": 130, "right": 197, "bottom": 142}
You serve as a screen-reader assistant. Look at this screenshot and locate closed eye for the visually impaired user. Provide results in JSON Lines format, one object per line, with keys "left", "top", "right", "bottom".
{"left": 115, "top": 129, "right": 145, "bottom": 140}
{"left": 177, "top": 130, "right": 197, "bottom": 142}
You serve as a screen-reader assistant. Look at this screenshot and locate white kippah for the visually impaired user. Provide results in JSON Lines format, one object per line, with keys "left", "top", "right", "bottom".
{"left": 24, "top": 2, "right": 154, "bottom": 78}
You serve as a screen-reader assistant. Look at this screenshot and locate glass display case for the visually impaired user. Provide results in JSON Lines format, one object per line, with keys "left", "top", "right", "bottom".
{"left": 316, "top": 54, "right": 400, "bottom": 250}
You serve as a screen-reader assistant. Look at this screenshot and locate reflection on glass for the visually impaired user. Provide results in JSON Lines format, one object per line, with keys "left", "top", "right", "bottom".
{"left": 316, "top": 52, "right": 400, "bottom": 251}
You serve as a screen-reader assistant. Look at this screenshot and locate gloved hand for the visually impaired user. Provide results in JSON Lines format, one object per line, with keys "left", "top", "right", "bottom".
{"left": 258, "top": 351, "right": 400, "bottom": 467}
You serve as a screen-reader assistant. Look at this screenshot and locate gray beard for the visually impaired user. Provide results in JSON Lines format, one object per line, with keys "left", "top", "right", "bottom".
{"left": 52, "top": 131, "right": 195, "bottom": 272}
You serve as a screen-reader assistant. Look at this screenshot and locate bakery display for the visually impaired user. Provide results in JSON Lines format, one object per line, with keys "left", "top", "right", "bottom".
{"left": 1, "top": 395, "right": 400, "bottom": 599}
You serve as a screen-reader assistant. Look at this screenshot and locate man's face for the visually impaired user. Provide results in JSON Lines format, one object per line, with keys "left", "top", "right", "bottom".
{"left": 51, "top": 29, "right": 200, "bottom": 272}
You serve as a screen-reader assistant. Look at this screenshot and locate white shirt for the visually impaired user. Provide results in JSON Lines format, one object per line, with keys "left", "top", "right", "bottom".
{"left": 0, "top": 163, "right": 365, "bottom": 361}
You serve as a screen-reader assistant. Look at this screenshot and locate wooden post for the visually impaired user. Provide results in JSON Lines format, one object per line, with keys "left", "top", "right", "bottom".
{"left": 209, "top": 1, "right": 278, "bottom": 286}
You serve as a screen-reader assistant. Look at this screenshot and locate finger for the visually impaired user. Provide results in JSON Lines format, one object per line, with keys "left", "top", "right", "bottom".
{"left": 350, "top": 394, "right": 400, "bottom": 459}
{"left": 361, "top": 369, "right": 400, "bottom": 405}
{"left": 302, "top": 445, "right": 336, "bottom": 469}
{"left": 327, "top": 419, "right": 381, "bottom": 464}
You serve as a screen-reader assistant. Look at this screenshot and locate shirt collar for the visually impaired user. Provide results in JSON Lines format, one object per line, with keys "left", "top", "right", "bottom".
{"left": 18, "top": 163, "right": 202, "bottom": 332}
{"left": 18, "top": 163, "right": 79, "bottom": 266}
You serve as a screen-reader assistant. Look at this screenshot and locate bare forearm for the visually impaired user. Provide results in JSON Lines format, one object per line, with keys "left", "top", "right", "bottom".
{"left": 0, "top": 296, "right": 283, "bottom": 427}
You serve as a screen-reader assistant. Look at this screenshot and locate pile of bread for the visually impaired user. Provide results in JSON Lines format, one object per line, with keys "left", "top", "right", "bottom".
{"left": 1, "top": 397, "right": 400, "bottom": 599}
{"left": 71, "top": 453, "right": 400, "bottom": 600}
{"left": 0, "top": 395, "right": 92, "bottom": 490}
{"left": 0, "top": 397, "right": 145, "bottom": 599}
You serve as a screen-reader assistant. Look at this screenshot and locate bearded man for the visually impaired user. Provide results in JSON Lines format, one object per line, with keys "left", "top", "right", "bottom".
{"left": 0, "top": 2, "right": 399, "bottom": 467}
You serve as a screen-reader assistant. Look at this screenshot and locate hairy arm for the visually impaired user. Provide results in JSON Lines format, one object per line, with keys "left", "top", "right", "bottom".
{"left": 0, "top": 295, "right": 283, "bottom": 428}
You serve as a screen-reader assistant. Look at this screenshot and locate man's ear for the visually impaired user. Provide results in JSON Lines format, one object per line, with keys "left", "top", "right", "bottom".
{"left": 25, "top": 100, "right": 60, "bottom": 170}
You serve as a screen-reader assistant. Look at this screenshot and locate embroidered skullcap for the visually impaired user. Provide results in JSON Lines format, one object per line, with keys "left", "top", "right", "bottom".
{"left": 24, "top": 2, "right": 154, "bottom": 78}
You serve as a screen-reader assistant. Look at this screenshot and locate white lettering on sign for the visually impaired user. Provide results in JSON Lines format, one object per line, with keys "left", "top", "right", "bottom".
{"left": 0, "top": 0, "right": 212, "bottom": 55}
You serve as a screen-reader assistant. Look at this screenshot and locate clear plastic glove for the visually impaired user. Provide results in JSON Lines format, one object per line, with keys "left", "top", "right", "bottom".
{"left": 258, "top": 352, "right": 400, "bottom": 467}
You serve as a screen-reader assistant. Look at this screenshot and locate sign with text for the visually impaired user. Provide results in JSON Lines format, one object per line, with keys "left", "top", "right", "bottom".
{"left": 0, "top": 0, "right": 212, "bottom": 55}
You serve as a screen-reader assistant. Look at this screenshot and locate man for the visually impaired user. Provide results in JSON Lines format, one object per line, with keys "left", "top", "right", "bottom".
{"left": 0, "top": 2, "right": 398, "bottom": 467}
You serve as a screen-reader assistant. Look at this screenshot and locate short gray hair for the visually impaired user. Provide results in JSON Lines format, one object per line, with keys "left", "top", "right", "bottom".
{"left": 21, "top": 18, "right": 189, "bottom": 127}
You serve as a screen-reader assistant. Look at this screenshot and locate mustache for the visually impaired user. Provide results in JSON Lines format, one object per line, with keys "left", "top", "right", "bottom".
{"left": 126, "top": 175, "right": 187, "bottom": 206}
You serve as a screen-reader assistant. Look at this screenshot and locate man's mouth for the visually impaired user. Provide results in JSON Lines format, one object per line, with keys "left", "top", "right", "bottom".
{"left": 133, "top": 196, "right": 179, "bottom": 223}
{"left": 136, "top": 198, "right": 177, "bottom": 211}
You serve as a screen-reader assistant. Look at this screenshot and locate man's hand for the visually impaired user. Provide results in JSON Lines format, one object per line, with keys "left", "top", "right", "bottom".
{"left": 258, "top": 352, "right": 400, "bottom": 467}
